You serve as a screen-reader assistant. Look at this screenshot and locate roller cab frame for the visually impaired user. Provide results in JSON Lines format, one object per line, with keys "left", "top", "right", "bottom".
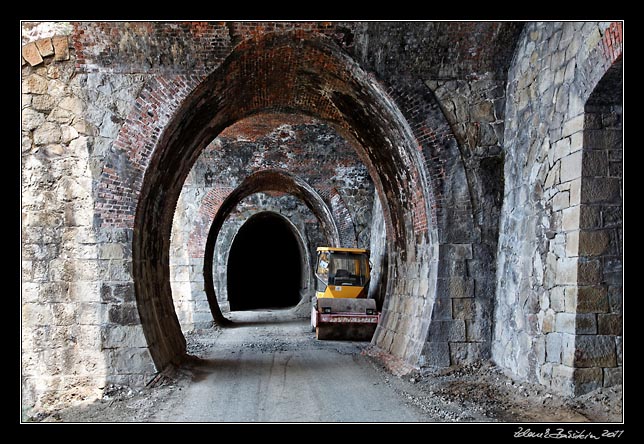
{"left": 311, "top": 247, "right": 379, "bottom": 340}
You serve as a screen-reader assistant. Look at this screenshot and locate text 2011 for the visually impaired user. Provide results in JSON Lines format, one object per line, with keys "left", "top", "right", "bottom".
{"left": 602, "top": 430, "right": 624, "bottom": 439}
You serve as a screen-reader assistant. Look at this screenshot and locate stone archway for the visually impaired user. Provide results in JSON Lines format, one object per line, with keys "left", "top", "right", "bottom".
{"left": 202, "top": 169, "right": 342, "bottom": 324}
{"left": 132, "top": 31, "right": 438, "bottom": 371}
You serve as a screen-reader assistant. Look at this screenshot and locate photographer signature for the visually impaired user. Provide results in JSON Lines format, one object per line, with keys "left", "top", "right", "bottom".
{"left": 514, "top": 427, "right": 624, "bottom": 440}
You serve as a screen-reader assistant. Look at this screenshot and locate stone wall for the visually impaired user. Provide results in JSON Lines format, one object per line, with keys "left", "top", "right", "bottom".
{"left": 21, "top": 21, "right": 622, "bottom": 411}
{"left": 355, "top": 24, "right": 520, "bottom": 369}
{"left": 21, "top": 31, "right": 155, "bottom": 411}
{"left": 494, "top": 22, "right": 622, "bottom": 395}
{"left": 578, "top": 67, "right": 623, "bottom": 389}
{"left": 168, "top": 114, "right": 375, "bottom": 331}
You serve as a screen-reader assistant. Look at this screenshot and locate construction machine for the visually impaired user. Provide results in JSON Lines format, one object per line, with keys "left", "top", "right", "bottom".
{"left": 311, "top": 247, "right": 379, "bottom": 340}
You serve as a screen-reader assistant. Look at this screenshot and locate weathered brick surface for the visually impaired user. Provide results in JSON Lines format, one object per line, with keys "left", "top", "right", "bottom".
{"left": 179, "top": 115, "right": 372, "bottom": 262}
{"left": 21, "top": 21, "right": 622, "bottom": 412}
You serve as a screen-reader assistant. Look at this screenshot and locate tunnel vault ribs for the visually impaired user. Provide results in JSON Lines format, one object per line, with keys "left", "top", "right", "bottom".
{"left": 21, "top": 22, "right": 622, "bottom": 411}
{"left": 133, "top": 31, "right": 441, "bottom": 374}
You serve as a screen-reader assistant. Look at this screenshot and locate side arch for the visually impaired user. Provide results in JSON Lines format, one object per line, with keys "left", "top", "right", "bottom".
{"left": 494, "top": 21, "right": 623, "bottom": 394}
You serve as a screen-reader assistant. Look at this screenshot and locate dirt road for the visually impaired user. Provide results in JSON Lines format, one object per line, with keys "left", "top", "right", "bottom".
{"left": 32, "top": 308, "right": 622, "bottom": 423}
{"left": 151, "top": 310, "right": 425, "bottom": 422}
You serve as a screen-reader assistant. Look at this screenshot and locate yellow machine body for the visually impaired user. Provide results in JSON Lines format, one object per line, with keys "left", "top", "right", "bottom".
{"left": 312, "top": 247, "right": 378, "bottom": 340}
{"left": 315, "top": 247, "right": 370, "bottom": 299}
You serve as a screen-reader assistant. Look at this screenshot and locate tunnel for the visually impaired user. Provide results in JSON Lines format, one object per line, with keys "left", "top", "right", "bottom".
{"left": 20, "top": 22, "right": 626, "bottom": 415}
{"left": 227, "top": 212, "right": 303, "bottom": 311}
{"left": 131, "top": 30, "right": 453, "bottom": 372}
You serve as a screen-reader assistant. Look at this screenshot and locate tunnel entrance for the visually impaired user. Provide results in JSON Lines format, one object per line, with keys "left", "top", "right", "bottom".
{"left": 227, "top": 212, "right": 303, "bottom": 311}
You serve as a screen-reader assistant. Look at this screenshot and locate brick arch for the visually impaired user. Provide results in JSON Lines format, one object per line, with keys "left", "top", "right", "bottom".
{"left": 187, "top": 187, "right": 234, "bottom": 258}
{"left": 187, "top": 174, "right": 340, "bottom": 264}
{"left": 202, "top": 169, "right": 343, "bottom": 324}
{"left": 576, "top": 22, "right": 622, "bottom": 104}
{"left": 318, "top": 187, "right": 358, "bottom": 248}
{"left": 129, "top": 31, "right": 454, "bottom": 371}
{"left": 211, "top": 195, "right": 323, "bottom": 311}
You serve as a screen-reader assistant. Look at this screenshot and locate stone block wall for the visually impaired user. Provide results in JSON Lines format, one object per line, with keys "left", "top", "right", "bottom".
{"left": 494, "top": 22, "right": 622, "bottom": 395}
{"left": 21, "top": 30, "right": 155, "bottom": 411}
{"left": 368, "top": 196, "right": 388, "bottom": 309}
{"left": 22, "top": 21, "right": 622, "bottom": 411}
{"left": 420, "top": 76, "right": 507, "bottom": 367}
{"left": 577, "top": 81, "right": 622, "bottom": 389}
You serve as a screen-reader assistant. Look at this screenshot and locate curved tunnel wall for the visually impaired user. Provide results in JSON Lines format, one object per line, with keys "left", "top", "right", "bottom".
{"left": 132, "top": 32, "right": 442, "bottom": 370}
{"left": 21, "top": 22, "right": 624, "bottom": 410}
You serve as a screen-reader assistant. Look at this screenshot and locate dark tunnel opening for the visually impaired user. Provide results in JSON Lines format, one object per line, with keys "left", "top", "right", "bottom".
{"left": 227, "top": 212, "right": 303, "bottom": 311}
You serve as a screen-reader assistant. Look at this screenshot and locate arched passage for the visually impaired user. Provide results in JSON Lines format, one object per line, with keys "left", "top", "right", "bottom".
{"left": 227, "top": 212, "right": 302, "bottom": 311}
{"left": 132, "top": 31, "right": 440, "bottom": 371}
{"left": 203, "top": 170, "right": 341, "bottom": 324}
{"left": 572, "top": 56, "right": 623, "bottom": 389}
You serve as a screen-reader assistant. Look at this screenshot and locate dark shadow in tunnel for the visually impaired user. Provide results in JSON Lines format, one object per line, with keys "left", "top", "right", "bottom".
{"left": 227, "top": 212, "right": 302, "bottom": 311}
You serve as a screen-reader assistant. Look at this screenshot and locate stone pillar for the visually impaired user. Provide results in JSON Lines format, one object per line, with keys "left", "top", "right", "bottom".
{"left": 494, "top": 21, "right": 622, "bottom": 395}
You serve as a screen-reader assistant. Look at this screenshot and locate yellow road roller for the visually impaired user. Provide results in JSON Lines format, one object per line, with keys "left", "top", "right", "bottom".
{"left": 311, "top": 247, "right": 379, "bottom": 340}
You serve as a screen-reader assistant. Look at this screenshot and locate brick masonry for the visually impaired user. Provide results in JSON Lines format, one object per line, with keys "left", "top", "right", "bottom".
{"left": 169, "top": 114, "right": 374, "bottom": 331}
{"left": 21, "top": 21, "right": 622, "bottom": 412}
